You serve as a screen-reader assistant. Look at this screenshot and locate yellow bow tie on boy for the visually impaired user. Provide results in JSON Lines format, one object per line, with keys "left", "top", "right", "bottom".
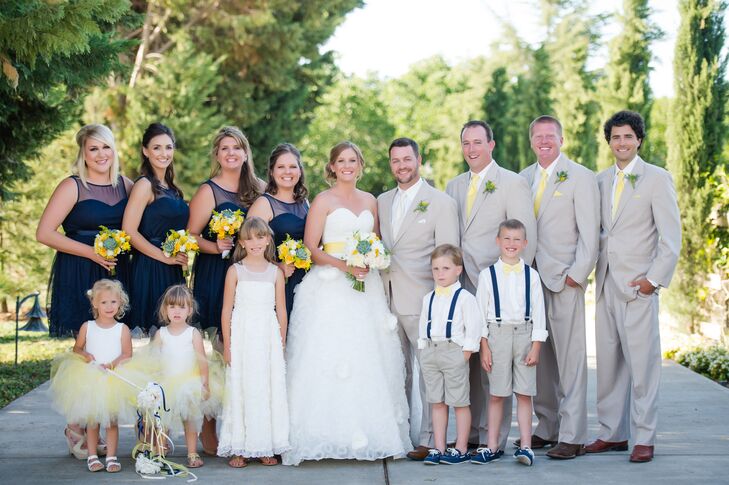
{"left": 435, "top": 286, "right": 452, "bottom": 296}
{"left": 503, "top": 263, "right": 523, "bottom": 274}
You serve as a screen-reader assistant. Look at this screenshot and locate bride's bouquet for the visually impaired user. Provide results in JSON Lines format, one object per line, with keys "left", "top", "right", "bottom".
{"left": 208, "top": 209, "right": 244, "bottom": 259}
{"left": 161, "top": 229, "right": 199, "bottom": 279}
{"left": 343, "top": 231, "right": 390, "bottom": 292}
{"left": 94, "top": 226, "right": 131, "bottom": 276}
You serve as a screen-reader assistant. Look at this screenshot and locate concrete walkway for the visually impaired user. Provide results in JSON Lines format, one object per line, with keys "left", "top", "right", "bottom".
{"left": 2, "top": 357, "right": 728, "bottom": 484}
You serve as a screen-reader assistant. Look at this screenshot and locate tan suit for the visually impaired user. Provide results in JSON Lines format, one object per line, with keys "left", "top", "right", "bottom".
{"left": 378, "top": 181, "right": 459, "bottom": 447}
{"left": 446, "top": 160, "right": 537, "bottom": 447}
{"left": 520, "top": 153, "right": 599, "bottom": 445}
{"left": 595, "top": 156, "right": 681, "bottom": 446}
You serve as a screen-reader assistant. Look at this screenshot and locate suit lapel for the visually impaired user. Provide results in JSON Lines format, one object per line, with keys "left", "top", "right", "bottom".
{"left": 611, "top": 157, "right": 644, "bottom": 227}
{"left": 466, "top": 162, "right": 500, "bottom": 231}
{"left": 380, "top": 189, "right": 395, "bottom": 248}
{"left": 393, "top": 182, "right": 429, "bottom": 247}
{"left": 537, "top": 155, "right": 566, "bottom": 220}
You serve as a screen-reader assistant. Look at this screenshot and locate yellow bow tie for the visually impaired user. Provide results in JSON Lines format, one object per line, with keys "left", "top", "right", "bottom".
{"left": 435, "top": 286, "right": 452, "bottom": 296}
{"left": 503, "top": 263, "right": 523, "bottom": 274}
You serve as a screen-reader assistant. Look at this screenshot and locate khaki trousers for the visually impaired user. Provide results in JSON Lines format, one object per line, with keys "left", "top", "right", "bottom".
{"left": 595, "top": 273, "right": 661, "bottom": 445}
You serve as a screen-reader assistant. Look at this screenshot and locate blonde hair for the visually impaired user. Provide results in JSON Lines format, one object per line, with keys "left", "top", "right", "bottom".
{"left": 431, "top": 244, "right": 464, "bottom": 267}
{"left": 73, "top": 124, "right": 120, "bottom": 188}
{"left": 210, "top": 126, "right": 260, "bottom": 207}
{"left": 325, "top": 141, "right": 365, "bottom": 184}
{"left": 157, "top": 284, "right": 197, "bottom": 325}
{"left": 232, "top": 216, "right": 275, "bottom": 263}
{"left": 86, "top": 279, "right": 129, "bottom": 319}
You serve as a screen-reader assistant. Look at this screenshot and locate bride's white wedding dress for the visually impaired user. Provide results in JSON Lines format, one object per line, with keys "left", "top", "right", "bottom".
{"left": 282, "top": 208, "right": 412, "bottom": 466}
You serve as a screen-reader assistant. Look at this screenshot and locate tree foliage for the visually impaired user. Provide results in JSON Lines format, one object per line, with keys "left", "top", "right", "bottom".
{"left": 666, "top": 0, "right": 728, "bottom": 329}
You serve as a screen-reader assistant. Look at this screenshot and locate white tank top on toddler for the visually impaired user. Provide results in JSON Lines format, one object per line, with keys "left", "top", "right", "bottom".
{"left": 159, "top": 326, "right": 196, "bottom": 376}
{"left": 85, "top": 320, "right": 123, "bottom": 365}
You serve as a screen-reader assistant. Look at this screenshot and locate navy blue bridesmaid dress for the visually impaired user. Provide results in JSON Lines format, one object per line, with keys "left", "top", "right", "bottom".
{"left": 192, "top": 180, "right": 247, "bottom": 332}
{"left": 263, "top": 193, "right": 308, "bottom": 319}
{"left": 48, "top": 176, "right": 132, "bottom": 337}
{"left": 129, "top": 178, "right": 189, "bottom": 331}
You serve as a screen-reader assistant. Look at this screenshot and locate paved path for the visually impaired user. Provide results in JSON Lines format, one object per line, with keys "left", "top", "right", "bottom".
{"left": 2, "top": 357, "right": 728, "bottom": 484}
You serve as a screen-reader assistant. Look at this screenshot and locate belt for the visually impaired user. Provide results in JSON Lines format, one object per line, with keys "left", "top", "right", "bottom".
{"left": 323, "top": 241, "right": 346, "bottom": 256}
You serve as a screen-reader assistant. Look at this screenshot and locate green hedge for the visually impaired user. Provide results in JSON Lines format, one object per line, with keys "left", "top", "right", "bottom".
{"left": 665, "top": 346, "right": 729, "bottom": 382}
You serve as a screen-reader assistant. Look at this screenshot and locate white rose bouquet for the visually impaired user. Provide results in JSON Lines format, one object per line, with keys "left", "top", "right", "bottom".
{"left": 343, "top": 231, "right": 390, "bottom": 292}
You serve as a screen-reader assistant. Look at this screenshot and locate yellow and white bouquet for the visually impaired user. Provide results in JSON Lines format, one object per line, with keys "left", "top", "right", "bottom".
{"left": 161, "top": 229, "right": 199, "bottom": 278}
{"left": 208, "top": 209, "right": 244, "bottom": 258}
{"left": 343, "top": 231, "right": 390, "bottom": 292}
{"left": 94, "top": 226, "right": 131, "bottom": 275}
{"left": 277, "top": 234, "right": 312, "bottom": 272}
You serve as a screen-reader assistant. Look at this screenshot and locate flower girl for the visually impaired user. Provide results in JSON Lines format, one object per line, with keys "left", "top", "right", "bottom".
{"left": 151, "top": 284, "right": 223, "bottom": 468}
{"left": 218, "top": 217, "right": 289, "bottom": 468}
{"left": 50, "top": 279, "right": 137, "bottom": 473}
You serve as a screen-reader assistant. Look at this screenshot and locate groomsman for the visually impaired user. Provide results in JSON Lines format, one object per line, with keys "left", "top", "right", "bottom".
{"left": 519, "top": 116, "right": 599, "bottom": 459}
{"left": 378, "top": 137, "right": 459, "bottom": 459}
{"left": 587, "top": 111, "right": 681, "bottom": 463}
{"left": 446, "top": 120, "right": 536, "bottom": 450}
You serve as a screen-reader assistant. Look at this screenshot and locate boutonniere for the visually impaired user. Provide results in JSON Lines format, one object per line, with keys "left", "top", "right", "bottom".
{"left": 556, "top": 171, "right": 568, "bottom": 184}
{"left": 414, "top": 200, "right": 429, "bottom": 213}
{"left": 483, "top": 180, "right": 496, "bottom": 194}
{"left": 626, "top": 173, "right": 639, "bottom": 188}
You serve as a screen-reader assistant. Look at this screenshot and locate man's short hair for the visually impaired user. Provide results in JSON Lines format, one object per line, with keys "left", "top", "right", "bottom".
{"left": 603, "top": 110, "right": 646, "bottom": 145}
{"left": 389, "top": 137, "right": 420, "bottom": 158}
{"left": 431, "top": 244, "right": 464, "bottom": 266}
{"left": 460, "top": 120, "right": 494, "bottom": 142}
{"left": 497, "top": 219, "right": 527, "bottom": 239}
{"left": 529, "top": 115, "right": 563, "bottom": 137}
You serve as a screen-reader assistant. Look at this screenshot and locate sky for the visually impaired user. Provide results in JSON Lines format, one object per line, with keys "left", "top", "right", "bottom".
{"left": 323, "top": 0, "right": 682, "bottom": 98}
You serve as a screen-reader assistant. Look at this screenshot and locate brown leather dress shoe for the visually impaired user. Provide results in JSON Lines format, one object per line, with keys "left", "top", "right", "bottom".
{"left": 514, "top": 435, "right": 558, "bottom": 449}
{"left": 584, "top": 439, "right": 629, "bottom": 453}
{"left": 546, "top": 442, "right": 586, "bottom": 459}
{"left": 629, "top": 445, "right": 654, "bottom": 463}
{"left": 407, "top": 446, "right": 430, "bottom": 461}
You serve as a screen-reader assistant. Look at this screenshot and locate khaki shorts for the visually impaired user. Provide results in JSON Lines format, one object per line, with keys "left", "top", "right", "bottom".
{"left": 486, "top": 322, "right": 536, "bottom": 397}
{"left": 420, "top": 340, "right": 470, "bottom": 407}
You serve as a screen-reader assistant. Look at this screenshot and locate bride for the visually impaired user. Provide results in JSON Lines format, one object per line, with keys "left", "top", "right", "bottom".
{"left": 282, "top": 141, "right": 411, "bottom": 466}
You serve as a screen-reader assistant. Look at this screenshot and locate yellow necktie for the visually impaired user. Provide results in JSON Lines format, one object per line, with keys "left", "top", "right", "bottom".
{"left": 612, "top": 170, "right": 625, "bottom": 219}
{"left": 466, "top": 175, "right": 479, "bottom": 218}
{"left": 533, "top": 169, "right": 548, "bottom": 216}
{"left": 503, "top": 262, "right": 523, "bottom": 274}
{"left": 435, "top": 285, "right": 452, "bottom": 296}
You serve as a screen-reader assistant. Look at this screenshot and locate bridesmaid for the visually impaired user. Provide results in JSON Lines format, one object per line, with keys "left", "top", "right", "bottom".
{"left": 36, "top": 123, "right": 133, "bottom": 458}
{"left": 247, "top": 143, "right": 309, "bottom": 319}
{"left": 188, "top": 126, "right": 260, "bottom": 455}
{"left": 123, "top": 123, "right": 189, "bottom": 334}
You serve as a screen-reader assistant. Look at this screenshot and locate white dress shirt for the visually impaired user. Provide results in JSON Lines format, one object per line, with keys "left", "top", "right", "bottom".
{"left": 469, "top": 159, "right": 497, "bottom": 192}
{"left": 417, "top": 281, "right": 482, "bottom": 352}
{"left": 531, "top": 156, "right": 559, "bottom": 194}
{"left": 391, "top": 177, "right": 424, "bottom": 237}
{"left": 476, "top": 258, "right": 548, "bottom": 342}
{"left": 611, "top": 156, "right": 638, "bottom": 211}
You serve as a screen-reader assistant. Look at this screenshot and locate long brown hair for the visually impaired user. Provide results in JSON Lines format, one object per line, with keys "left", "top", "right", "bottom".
{"left": 264, "top": 143, "right": 308, "bottom": 203}
{"left": 210, "top": 126, "right": 261, "bottom": 207}
{"left": 140, "top": 123, "right": 183, "bottom": 199}
{"left": 231, "top": 216, "right": 276, "bottom": 263}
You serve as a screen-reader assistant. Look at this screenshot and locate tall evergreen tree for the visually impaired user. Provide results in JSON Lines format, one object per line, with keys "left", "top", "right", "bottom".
{"left": 483, "top": 67, "right": 513, "bottom": 169}
{"left": 596, "top": 0, "right": 663, "bottom": 170}
{"left": 0, "top": 0, "right": 135, "bottom": 194}
{"left": 667, "top": 0, "right": 728, "bottom": 330}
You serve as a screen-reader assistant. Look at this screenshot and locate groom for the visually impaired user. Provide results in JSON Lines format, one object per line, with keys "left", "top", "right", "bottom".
{"left": 378, "top": 137, "right": 459, "bottom": 459}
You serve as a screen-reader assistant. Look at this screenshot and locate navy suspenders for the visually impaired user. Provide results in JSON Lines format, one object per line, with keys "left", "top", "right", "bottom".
{"left": 426, "top": 288, "right": 463, "bottom": 340}
{"left": 488, "top": 263, "right": 531, "bottom": 322}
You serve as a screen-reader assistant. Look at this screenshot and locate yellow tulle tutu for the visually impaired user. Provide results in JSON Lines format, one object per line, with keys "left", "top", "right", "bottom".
{"left": 49, "top": 352, "right": 146, "bottom": 428}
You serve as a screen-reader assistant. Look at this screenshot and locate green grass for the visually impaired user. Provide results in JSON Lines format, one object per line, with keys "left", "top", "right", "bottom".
{"left": 0, "top": 320, "right": 73, "bottom": 408}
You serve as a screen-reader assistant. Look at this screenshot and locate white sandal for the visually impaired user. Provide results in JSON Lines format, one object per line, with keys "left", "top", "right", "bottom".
{"left": 87, "top": 455, "right": 103, "bottom": 472}
{"left": 105, "top": 456, "right": 121, "bottom": 473}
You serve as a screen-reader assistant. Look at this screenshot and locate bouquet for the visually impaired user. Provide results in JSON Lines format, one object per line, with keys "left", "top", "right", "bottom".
{"left": 208, "top": 209, "right": 244, "bottom": 259}
{"left": 343, "top": 231, "right": 390, "bottom": 292}
{"left": 161, "top": 229, "right": 199, "bottom": 278}
{"left": 94, "top": 226, "right": 131, "bottom": 276}
{"left": 277, "top": 234, "right": 312, "bottom": 273}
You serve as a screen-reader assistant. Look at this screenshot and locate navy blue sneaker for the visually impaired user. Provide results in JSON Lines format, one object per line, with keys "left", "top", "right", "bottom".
{"left": 440, "top": 447, "right": 470, "bottom": 465}
{"left": 514, "top": 447, "right": 535, "bottom": 466}
{"left": 423, "top": 449, "right": 442, "bottom": 465}
{"left": 470, "top": 447, "right": 503, "bottom": 464}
